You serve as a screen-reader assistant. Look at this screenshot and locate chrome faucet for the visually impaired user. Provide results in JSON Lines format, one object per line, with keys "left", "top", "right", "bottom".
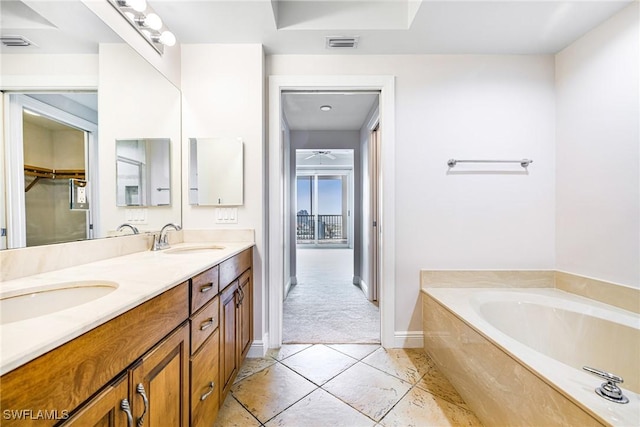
{"left": 116, "top": 223, "right": 139, "bottom": 235}
{"left": 152, "top": 223, "right": 182, "bottom": 251}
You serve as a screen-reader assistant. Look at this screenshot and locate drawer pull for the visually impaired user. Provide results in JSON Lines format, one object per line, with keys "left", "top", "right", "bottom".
{"left": 200, "top": 283, "right": 214, "bottom": 293}
{"left": 200, "top": 381, "right": 215, "bottom": 401}
{"left": 120, "top": 398, "right": 133, "bottom": 427}
{"left": 200, "top": 318, "right": 215, "bottom": 330}
{"left": 136, "top": 383, "right": 148, "bottom": 427}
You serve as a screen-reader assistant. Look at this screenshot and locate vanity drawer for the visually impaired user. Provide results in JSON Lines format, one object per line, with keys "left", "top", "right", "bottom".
{"left": 190, "top": 329, "right": 220, "bottom": 427}
{"left": 191, "top": 296, "right": 219, "bottom": 354}
{"left": 191, "top": 265, "right": 219, "bottom": 313}
{"left": 219, "top": 249, "right": 252, "bottom": 290}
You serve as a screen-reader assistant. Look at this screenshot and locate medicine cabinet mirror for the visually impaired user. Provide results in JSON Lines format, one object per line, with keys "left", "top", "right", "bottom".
{"left": 189, "top": 137, "right": 244, "bottom": 206}
{"left": 116, "top": 138, "right": 171, "bottom": 207}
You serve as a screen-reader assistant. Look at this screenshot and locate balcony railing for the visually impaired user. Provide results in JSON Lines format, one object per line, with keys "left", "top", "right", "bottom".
{"left": 297, "top": 214, "right": 345, "bottom": 243}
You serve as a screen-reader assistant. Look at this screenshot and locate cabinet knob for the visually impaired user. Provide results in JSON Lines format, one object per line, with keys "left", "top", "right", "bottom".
{"left": 200, "top": 381, "right": 215, "bottom": 401}
{"left": 136, "top": 383, "right": 149, "bottom": 427}
{"left": 200, "top": 318, "right": 215, "bottom": 330}
{"left": 120, "top": 398, "right": 134, "bottom": 427}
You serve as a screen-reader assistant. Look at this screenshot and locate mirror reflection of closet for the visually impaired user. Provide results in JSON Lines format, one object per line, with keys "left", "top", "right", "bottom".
{"left": 116, "top": 138, "right": 171, "bottom": 207}
{"left": 189, "top": 137, "right": 243, "bottom": 206}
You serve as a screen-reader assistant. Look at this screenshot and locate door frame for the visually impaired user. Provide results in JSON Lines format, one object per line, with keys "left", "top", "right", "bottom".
{"left": 268, "top": 75, "right": 396, "bottom": 348}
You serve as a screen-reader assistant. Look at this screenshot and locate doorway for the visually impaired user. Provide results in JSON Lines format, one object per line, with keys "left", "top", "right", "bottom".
{"left": 4, "top": 93, "right": 98, "bottom": 248}
{"left": 268, "top": 75, "right": 396, "bottom": 348}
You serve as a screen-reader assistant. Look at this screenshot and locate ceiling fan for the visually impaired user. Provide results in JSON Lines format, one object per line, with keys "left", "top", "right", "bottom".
{"left": 304, "top": 150, "right": 336, "bottom": 160}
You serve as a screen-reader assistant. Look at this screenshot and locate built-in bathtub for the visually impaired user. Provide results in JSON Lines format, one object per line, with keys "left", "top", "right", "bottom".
{"left": 422, "top": 287, "right": 639, "bottom": 426}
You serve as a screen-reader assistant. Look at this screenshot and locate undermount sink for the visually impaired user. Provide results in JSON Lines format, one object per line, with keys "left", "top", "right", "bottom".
{"left": 0, "top": 281, "right": 119, "bottom": 325}
{"left": 164, "top": 245, "right": 225, "bottom": 254}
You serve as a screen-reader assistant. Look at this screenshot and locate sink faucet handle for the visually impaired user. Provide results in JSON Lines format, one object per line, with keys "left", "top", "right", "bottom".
{"left": 583, "top": 366, "right": 629, "bottom": 404}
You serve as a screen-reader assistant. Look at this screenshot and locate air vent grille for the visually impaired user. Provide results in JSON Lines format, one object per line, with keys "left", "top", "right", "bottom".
{"left": 325, "top": 36, "right": 359, "bottom": 49}
{"left": 1, "top": 35, "right": 34, "bottom": 47}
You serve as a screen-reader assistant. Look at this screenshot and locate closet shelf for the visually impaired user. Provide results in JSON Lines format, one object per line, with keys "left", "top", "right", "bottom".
{"left": 24, "top": 165, "right": 85, "bottom": 192}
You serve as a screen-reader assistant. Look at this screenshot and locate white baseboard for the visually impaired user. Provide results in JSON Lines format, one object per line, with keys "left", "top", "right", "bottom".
{"left": 247, "top": 332, "right": 268, "bottom": 357}
{"left": 360, "top": 279, "right": 370, "bottom": 300}
{"left": 393, "top": 331, "right": 424, "bottom": 348}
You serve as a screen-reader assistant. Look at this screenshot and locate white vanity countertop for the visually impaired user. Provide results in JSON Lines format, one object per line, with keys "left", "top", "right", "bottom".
{"left": 0, "top": 241, "right": 254, "bottom": 376}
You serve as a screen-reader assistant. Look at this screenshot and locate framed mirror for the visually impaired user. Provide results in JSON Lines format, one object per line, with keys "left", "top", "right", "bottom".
{"left": 189, "top": 137, "right": 243, "bottom": 206}
{"left": 116, "top": 138, "right": 171, "bottom": 207}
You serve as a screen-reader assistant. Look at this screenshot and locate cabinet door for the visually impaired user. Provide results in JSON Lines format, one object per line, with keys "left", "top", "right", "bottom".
{"left": 130, "top": 323, "right": 189, "bottom": 427}
{"left": 237, "top": 269, "right": 253, "bottom": 361}
{"left": 190, "top": 329, "right": 220, "bottom": 427}
{"left": 219, "top": 281, "right": 239, "bottom": 401}
{"left": 61, "top": 374, "right": 130, "bottom": 427}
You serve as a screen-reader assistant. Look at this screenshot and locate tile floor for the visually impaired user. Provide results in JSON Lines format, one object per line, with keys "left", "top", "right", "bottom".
{"left": 214, "top": 344, "right": 483, "bottom": 427}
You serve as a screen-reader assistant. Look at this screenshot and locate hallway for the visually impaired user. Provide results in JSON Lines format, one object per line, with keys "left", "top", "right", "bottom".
{"left": 283, "top": 248, "right": 380, "bottom": 343}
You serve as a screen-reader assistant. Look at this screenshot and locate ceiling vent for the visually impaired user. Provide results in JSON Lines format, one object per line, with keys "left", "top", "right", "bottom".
{"left": 325, "top": 36, "right": 359, "bottom": 49}
{"left": 1, "top": 35, "right": 35, "bottom": 47}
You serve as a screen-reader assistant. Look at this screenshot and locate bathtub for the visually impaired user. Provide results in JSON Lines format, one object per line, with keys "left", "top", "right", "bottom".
{"left": 422, "top": 287, "right": 639, "bottom": 426}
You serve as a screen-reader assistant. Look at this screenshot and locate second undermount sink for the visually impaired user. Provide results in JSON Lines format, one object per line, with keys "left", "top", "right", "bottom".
{"left": 0, "top": 281, "right": 119, "bottom": 325}
{"left": 164, "top": 245, "right": 225, "bottom": 254}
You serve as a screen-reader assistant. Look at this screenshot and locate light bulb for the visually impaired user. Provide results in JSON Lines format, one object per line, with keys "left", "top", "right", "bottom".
{"left": 144, "top": 13, "right": 162, "bottom": 30}
{"left": 128, "top": 0, "right": 146, "bottom": 13}
{"left": 158, "top": 31, "right": 176, "bottom": 47}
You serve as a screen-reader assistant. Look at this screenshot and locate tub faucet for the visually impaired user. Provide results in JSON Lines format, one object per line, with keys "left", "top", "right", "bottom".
{"left": 116, "top": 223, "right": 139, "bottom": 235}
{"left": 152, "top": 223, "right": 182, "bottom": 251}
{"left": 583, "top": 366, "right": 629, "bottom": 404}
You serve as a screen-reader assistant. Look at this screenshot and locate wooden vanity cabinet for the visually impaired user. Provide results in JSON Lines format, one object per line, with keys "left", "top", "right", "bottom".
{"left": 218, "top": 248, "right": 253, "bottom": 403}
{"left": 1, "top": 247, "right": 253, "bottom": 427}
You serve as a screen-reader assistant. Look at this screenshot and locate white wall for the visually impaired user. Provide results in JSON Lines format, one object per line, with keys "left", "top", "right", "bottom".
{"left": 0, "top": 54, "right": 98, "bottom": 90}
{"left": 556, "top": 2, "right": 639, "bottom": 288}
{"left": 99, "top": 44, "right": 182, "bottom": 235}
{"left": 268, "top": 54, "right": 556, "bottom": 333}
{"left": 181, "top": 44, "right": 266, "bottom": 346}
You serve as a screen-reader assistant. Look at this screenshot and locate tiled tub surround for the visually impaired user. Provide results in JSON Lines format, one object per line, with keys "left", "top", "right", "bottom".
{"left": 0, "top": 230, "right": 254, "bottom": 375}
{"left": 421, "top": 272, "right": 640, "bottom": 427}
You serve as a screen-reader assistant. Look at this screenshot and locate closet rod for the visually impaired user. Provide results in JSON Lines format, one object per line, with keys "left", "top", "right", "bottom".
{"left": 447, "top": 159, "right": 533, "bottom": 168}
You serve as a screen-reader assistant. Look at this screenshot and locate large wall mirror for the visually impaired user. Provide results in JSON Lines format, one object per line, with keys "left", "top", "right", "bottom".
{"left": 0, "top": 0, "right": 181, "bottom": 249}
{"left": 189, "top": 137, "right": 244, "bottom": 206}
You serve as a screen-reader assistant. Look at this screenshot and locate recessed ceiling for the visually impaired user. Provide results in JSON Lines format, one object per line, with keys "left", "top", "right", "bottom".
{"left": 151, "top": 0, "right": 633, "bottom": 54}
{"left": 283, "top": 92, "right": 379, "bottom": 131}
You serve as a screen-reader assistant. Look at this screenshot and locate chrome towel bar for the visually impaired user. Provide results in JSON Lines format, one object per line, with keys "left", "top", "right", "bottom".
{"left": 447, "top": 159, "right": 533, "bottom": 168}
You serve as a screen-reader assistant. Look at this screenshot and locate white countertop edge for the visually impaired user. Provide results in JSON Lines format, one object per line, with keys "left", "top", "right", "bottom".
{"left": 1, "top": 241, "right": 255, "bottom": 375}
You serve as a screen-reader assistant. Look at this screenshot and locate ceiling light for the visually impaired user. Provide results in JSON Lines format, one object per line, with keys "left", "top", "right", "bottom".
{"left": 109, "top": 0, "right": 176, "bottom": 54}
{"left": 320, "top": 105, "right": 332, "bottom": 112}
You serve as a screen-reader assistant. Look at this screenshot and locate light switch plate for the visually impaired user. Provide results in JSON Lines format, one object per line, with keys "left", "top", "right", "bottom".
{"left": 215, "top": 208, "right": 238, "bottom": 224}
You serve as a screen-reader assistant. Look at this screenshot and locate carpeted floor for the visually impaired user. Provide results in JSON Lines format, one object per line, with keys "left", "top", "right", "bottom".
{"left": 283, "top": 248, "right": 380, "bottom": 344}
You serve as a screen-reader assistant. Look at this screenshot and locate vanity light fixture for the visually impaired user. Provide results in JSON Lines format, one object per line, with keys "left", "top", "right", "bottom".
{"left": 109, "top": 0, "right": 176, "bottom": 54}
{"left": 320, "top": 105, "right": 332, "bottom": 111}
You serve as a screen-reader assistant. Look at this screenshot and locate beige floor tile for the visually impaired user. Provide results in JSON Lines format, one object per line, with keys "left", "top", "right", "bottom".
{"left": 264, "top": 388, "right": 376, "bottom": 427}
{"left": 231, "top": 362, "right": 317, "bottom": 423}
{"left": 415, "top": 358, "right": 469, "bottom": 410}
{"left": 235, "top": 357, "right": 277, "bottom": 384}
{"left": 328, "top": 344, "right": 381, "bottom": 360}
{"left": 323, "top": 362, "right": 411, "bottom": 422}
{"left": 362, "top": 348, "right": 433, "bottom": 385}
{"left": 214, "top": 394, "right": 261, "bottom": 427}
{"left": 267, "top": 344, "right": 312, "bottom": 360}
{"left": 280, "top": 344, "right": 358, "bottom": 385}
{"left": 379, "top": 386, "right": 483, "bottom": 427}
